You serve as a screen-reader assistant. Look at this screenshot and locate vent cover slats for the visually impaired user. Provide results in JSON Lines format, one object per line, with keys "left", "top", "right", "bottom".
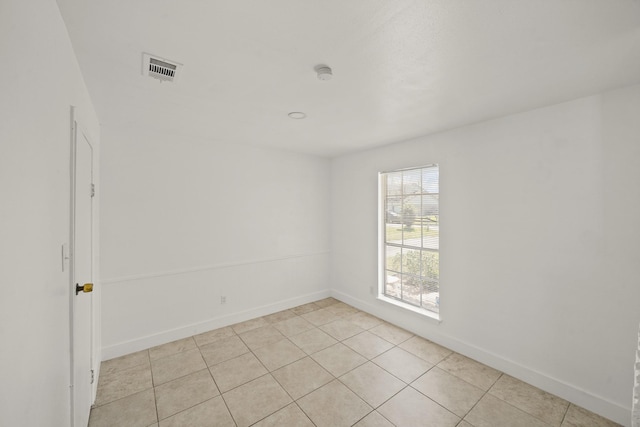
{"left": 142, "top": 54, "right": 182, "bottom": 82}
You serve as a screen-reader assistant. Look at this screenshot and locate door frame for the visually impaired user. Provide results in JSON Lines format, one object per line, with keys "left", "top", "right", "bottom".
{"left": 68, "top": 106, "right": 99, "bottom": 426}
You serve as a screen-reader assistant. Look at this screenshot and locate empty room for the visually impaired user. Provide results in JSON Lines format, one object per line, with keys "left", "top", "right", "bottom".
{"left": 2, "top": 0, "right": 640, "bottom": 426}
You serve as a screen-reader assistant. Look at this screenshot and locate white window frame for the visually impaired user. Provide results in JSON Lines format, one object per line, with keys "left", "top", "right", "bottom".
{"left": 378, "top": 164, "right": 440, "bottom": 321}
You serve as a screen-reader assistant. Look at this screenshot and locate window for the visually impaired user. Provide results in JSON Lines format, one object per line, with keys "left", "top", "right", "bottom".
{"left": 380, "top": 165, "right": 440, "bottom": 316}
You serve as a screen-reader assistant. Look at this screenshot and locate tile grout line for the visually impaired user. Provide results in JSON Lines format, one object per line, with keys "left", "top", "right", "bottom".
{"left": 559, "top": 401, "right": 571, "bottom": 426}
{"left": 484, "top": 376, "right": 568, "bottom": 427}
{"left": 326, "top": 317, "right": 489, "bottom": 426}
{"left": 144, "top": 348, "right": 161, "bottom": 425}
{"left": 151, "top": 386, "right": 159, "bottom": 426}
{"left": 279, "top": 312, "right": 412, "bottom": 426}
{"left": 92, "top": 302, "right": 394, "bottom": 424}
{"left": 454, "top": 373, "right": 499, "bottom": 426}
{"left": 95, "top": 303, "right": 436, "bottom": 424}
{"left": 290, "top": 400, "right": 319, "bottom": 427}
{"left": 230, "top": 302, "right": 365, "bottom": 425}
{"left": 94, "top": 299, "right": 604, "bottom": 426}
{"left": 229, "top": 303, "right": 333, "bottom": 425}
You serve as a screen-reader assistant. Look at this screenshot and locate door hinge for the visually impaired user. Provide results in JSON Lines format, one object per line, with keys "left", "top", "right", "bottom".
{"left": 90, "top": 369, "right": 95, "bottom": 384}
{"left": 90, "top": 183, "right": 95, "bottom": 198}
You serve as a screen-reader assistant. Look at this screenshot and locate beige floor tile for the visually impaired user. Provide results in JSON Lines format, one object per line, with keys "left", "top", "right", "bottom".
{"left": 209, "top": 352, "right": 268, "bottom": 393}
{"left": 378, "top": 386, "right": 459, "bottom": 426}
{"left": 222, "top": 374, "right": 292, "bottom": 427}
{"left": 324, "top": 302, "right": 359, "bottom": 317}
{"left": 343, "top": 331, "right": 394, "bottom": 360}
{"left": 320, "top": 301, "right": 346, "bottom": 309}
{"left": 263, "top": 309, "right": 298, "bottom": 323}
{"left": 149, "top": 337, "right": 197, "bottom": 361}
{"left": 95, "top": 363, "right": 153, "bottom": 406}
{"left": 320, "top": 319, "right": 365, "bottom": 341}
{"left": 239, "top": 325, "right": 285, "bottom": 350}
{"left": 253, "top": 338, "right": 306, "bottom": 371}
{"left": 489, "top": 374, "right": 569, "bottom": 426}
{"left": 89, "top": 389, "right": 157, "bottom": 427}
{"left": 158, "top": 396, "right": 234, "bottom": 427}
{"left": 297, "top": 380, "right": 372, "bottom": 427}
{"left": 151, "top": 348, "right": 207, "bottom": 385}
{"left": 290, "top": 302, "right": 320, "bottom": 315}
{"left": 95, "top": 307, "right": 624, "bottom": 427}
{"left": 369, "top": 323, "right": 414, "bottom": 345}
{"left": 289, "top": 328, "right": 338, "bottom": 355}
{"left": 302, "top": 307, "right": 343, "bottom": 326}
{"left": 100, "top": 350, "right": 149, "bottom": 376}
{"left": 353, "top": 411, "right": 395, "bottom": 427}
{"left": 346, "top": 312, "right": 384, "bottom": 330}
{"left": 399, "top": 335, "right": 452, "bottom": 364}
{"left": 562, "top": 404, "right": 620, "bottom": 427}
{"left": 339, "top": 362, "right": 406, "bottom": 408}
{"left": 253, "top": 403, "right": 315, "bottom": 427}
{"left": 465, "top": 394, "right": 549, "bottom": 427}
{"left": 437, "top": 352, "right": 502, "bottom": 391}
{"left": 154, "top": 369, "right": 219, "bottom": 420}
{"left": 272, "top": 356, "right": 334, "bottom": 399}
{"left": 199, "top": 335, "right": 249, "bottom": 366}
{"left": 372, "top": 347, "right": 433, "bottom": 383}
{"left": 273, "top": 316, "right": 315, "bottom": 337}
{"left": 411, "top": 367, "right": 484, "bottom": 417}
{"left": 231, "top": 316, "right": 269, "bottom": 334}
{"left": 193, "top": 326, "right": 235, "bottom": 347}
{"left": 314, "top": 297, "right": 340, "bottom": 308}
{"left": 312, "top": 343, "right": 367, "bottom": 377}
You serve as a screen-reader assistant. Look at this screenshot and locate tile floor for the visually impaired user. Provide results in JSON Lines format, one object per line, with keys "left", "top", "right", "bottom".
{"left": 89, "top": 298, "right": 620, "bottom": 427}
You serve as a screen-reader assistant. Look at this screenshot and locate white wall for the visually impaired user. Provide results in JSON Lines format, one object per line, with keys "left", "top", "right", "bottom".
{"left": 100, "top": 126, "right": 331, "bottom": 358}
{"left": 0, "top": 1, "right": 100, "bottom": 425}
{"left": 330, "top": 85, "right": 640, "bottom": 426}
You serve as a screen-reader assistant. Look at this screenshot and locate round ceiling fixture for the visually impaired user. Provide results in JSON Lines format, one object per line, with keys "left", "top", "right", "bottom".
{"left": 315, "top": 65, "right": 333, "bottom": 81}
{"left": 288, "top": 112, "right": 307, "bottom": 119}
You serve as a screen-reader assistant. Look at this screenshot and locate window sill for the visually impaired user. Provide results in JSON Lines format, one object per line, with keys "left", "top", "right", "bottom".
{"left": 377, "top": 294, "right": 441, "bottom": 323}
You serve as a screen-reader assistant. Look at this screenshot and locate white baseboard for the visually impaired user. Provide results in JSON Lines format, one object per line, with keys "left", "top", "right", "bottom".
{"left": 101, "top": 289, "right": 330, "bottom": 361}
{"left": 330, "top": 289, "right": 632, "bottom": 427}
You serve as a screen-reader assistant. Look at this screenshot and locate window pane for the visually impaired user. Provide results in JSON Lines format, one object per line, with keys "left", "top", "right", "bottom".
{"left": 386, "top": 245, "right": 401, "bottom": 272}
{"left": 386, "top": 172, "right": 402, "bottom": 196}
{"left": 402, "top": 168, "right": 421, "bottom": 195}
{"left": 421, "top": 251, "right": 439, "bottom": 283}
{"left": 385, "top": 223, "right": 398, "bottom": 242}
{"left": 421, "top": 250, "right": 439, "bottom": 313}
{"left": 385, "top": 205, "right": 401, "bottom": 226}
{"left": 421, "top": 282, "right": 439, "bottom": 312}
{"left": 401, "top": 223, "right": 419, "bottom": 248}
{"left": 422, "top": 166, "right": 439, "bottom": 193}
{"left": 401, "top": 274, "right": 421, "bottom": 306}
{"left": 381, "top": 165, "right": 439, "bottom": 315}
{"left": 401, "top": 248, "right": 421, "bottom": 276}
{"left": 422, "top": 194, "right": 438, "bottom": 251}
{"left": 423, "top": 194, "right": 438, "bottom": 217}
{"left": 414, "top": 217, "right": 426, "bottom": 249}
{"left": 385, "top": 271, "right": 401, "bottom": 299}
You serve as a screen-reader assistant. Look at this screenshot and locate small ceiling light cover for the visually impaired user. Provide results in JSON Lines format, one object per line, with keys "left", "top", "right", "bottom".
{"left": 315, "top": 65, "right": 333, "bottom": 81}
{"left": 288, "top": 112, "right": 307, "bottom": 119}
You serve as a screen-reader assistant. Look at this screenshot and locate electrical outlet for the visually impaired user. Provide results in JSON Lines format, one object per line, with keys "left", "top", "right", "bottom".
{"left": 220, "top": 296, "right": 226, "bottom": 304}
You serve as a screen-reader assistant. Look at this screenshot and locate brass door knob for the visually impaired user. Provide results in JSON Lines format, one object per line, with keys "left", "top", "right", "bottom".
{"left": 75, "top": 283, "right": 93, "bottom": 295}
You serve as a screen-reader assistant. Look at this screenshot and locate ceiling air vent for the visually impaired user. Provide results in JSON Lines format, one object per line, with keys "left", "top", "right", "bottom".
{"left": 142, "top": 53, "right": 182, "bottom": 83}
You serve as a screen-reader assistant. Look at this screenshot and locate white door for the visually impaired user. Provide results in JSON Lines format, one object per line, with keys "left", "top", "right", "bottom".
{"left": 70, "top": 113, "right": 94, "bottom": 427}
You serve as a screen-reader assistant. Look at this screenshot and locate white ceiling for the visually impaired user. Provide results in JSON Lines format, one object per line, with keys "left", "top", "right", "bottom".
{"left": 57, "top": 0, "right": 640, "bottom": 157}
